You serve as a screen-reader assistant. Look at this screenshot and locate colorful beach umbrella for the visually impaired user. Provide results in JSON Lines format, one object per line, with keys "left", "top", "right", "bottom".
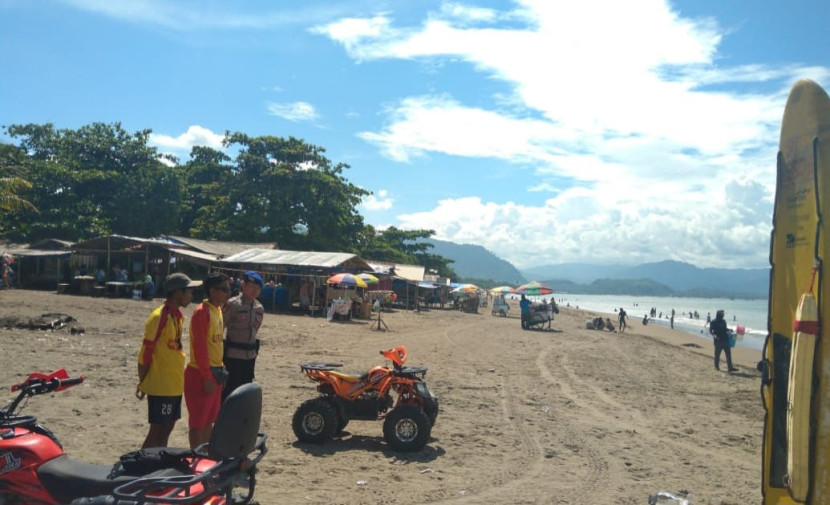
{"left": 327, "top": 273, "right": 368, "bottom": 288}
{"left": 489, "top": 285, "right": 516, "bottom": 294}
{"left": 451, "top": 283, "right": 479, "bottom": 294}
{"left": 357, "top": 273, "right": 379, "bottom": 285}
{"left": 516, "top": 281, "right": 552, "bottom": 296}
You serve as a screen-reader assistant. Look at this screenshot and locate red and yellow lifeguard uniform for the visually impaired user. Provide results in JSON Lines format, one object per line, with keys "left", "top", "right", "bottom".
{"left": 184, "top": 300, "right": 225, "bottom": 429}
{"left": 137, "top": 302, "right": 185, "bottom": 397}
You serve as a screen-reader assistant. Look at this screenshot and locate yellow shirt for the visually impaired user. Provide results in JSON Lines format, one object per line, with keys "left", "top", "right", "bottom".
{"left": 137, "top": 303, "right": 185, "bottom": 396}
{"left": 187, "top": 300, "right": 224, "bottom": 379}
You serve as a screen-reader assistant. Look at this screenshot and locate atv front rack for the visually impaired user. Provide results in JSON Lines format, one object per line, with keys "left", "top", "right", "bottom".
{"left": 300, "top": 361, "right": 344, "bottom": 372}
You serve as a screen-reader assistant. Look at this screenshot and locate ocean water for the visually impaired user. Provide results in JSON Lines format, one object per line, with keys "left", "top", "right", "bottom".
{"left": 548, "top": 294, "right": 768, "bottom": 351}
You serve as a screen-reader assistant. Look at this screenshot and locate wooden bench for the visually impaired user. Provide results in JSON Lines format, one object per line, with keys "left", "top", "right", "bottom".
{"left": 57, "top": 283, "right": 70, "bottom": 294}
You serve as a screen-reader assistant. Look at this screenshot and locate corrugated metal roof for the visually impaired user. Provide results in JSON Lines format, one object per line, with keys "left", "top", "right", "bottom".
{"left": 73, "top": 235, "right": 175, "bottom": 251}
{"left": 169, "top": 248, "right": 219, "bottom": 262}
{"left": 364, "top": 260, "right": 425, "bottom": 282}
{"left": 0, "top": 241, "right": 71, "bottom": 257}
{"left": 221, "top": 248, "right": 370, "bottom": 270}
{"left": 393, "top": 264, "right": 425, "bottom": 282}
{"left": 165, "top": 235, "right": 278, "bottom": 257}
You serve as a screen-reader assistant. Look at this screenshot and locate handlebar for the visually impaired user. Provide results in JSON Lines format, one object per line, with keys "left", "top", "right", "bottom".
{"left": 4, "top": 373, "right": 84, "bottom": 418}
{"left": 11, "top": 375, "right": 84, "bottom": 393}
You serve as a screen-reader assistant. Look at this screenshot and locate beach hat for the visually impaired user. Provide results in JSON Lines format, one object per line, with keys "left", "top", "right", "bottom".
{"left": 164, "top": 273, "right": 200, "bottom": 293}
{"left": 242, "top": 270, "right": 264, "bottom": 288}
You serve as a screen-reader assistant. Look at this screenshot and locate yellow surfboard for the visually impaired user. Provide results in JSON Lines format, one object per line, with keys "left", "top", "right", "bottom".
{"left": 763, "top": 80, "right": 830, "bottom": 505}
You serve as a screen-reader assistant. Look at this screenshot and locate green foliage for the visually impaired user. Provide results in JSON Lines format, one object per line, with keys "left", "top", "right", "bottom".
{"left": 1, "top": 123, "right": 181, "bottom": 241}
{"left": 356, "top": 226, "right": 457, "bottom": 279}
{"left": 0, "top": 122, "right": 456, "bottom": 279}
{"left": 0, "top": 143, "right": 37, "bottom": 217}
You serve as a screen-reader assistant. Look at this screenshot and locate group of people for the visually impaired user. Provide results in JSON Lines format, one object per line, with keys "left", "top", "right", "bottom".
{"left": 136, "top": 270, "right": 265, "bottom": 449}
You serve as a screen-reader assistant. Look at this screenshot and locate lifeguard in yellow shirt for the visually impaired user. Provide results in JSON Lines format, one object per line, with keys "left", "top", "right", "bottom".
{"left": 136, "top": 272, "right": 200, "bottom": 449}
{"left": 184, "top": 272, "right": 231, "bottom": 449}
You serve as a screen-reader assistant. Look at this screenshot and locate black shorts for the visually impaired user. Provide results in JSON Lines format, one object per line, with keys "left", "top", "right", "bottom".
{"left": 147, "top": 395, "right": 182, "bottom": 425}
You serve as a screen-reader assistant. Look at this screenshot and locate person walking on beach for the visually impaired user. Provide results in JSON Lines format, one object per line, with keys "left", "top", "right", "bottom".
{"left": 185, "top": 273, "right": 231, "bottom": 449}
{"left": 709, "top": 309, "right": 737, "bottom": 372}
{"left": 222, "top": 271, "right": 265, "bottom": 402}
{"left": 519, "top": 294, "right": 531, "bottom": 329}
{"left": 618, "top": 308, "right": 627, "bottom": 332}
{"left": 136, "top": 273, "right": 199, "bottom": 448}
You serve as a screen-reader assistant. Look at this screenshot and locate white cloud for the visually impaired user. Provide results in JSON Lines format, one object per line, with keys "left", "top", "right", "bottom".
{"left": 149, "top": 125, "right": 225, "bottom": 152}
{"left": 437, "top": 3, "right": 498, "bottom": 24}
{"left": 267, "top": 101, "right": 320, "bottom": 123}
{"left": 360, "top": 189, "right": 394, "bottom": 211}
{"left": 317, "top": 0, "right": 830, "bottom": 268}
{"left": 56, "top": 0, "right": 349, "bottom": 31}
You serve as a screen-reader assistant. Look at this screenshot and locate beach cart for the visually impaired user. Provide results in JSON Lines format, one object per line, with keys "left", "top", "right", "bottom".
{"left": 492, "top": 294, "right": 509, "bottom": 317}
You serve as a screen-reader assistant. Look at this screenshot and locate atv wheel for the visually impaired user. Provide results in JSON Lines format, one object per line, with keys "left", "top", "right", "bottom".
{"left": 293, "top": 398, "right": 337, "bottom": 444}
{"left": 336, "top": 413, "right": 349, "bottom": 434}
{"left": 383, "top": 406, "right": 431, "bottom": 452}
{"left": 424, "top": 397, "right": 439, "bottom": 427}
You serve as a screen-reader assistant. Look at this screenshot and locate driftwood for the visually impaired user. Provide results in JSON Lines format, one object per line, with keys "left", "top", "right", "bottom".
{"left": 0, "top": 313, "right": 77, "bottom": 331}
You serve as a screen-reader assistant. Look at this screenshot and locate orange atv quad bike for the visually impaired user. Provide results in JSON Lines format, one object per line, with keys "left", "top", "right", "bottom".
{"left": 292, "top": 346, "right": 439, "bottom": 452}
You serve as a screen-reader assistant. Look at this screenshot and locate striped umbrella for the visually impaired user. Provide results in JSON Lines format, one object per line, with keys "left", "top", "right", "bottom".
{"left": 489, "top": 285, "right": 516, "bottom": 294}
{"left": 327, "top": 273, "right": 368, "bottom": 288}
{"left": 516, "top": 281, "right": 552, "bottom": 296}
{"left": 358, "top": 273, "right": 380, "bottom": 285}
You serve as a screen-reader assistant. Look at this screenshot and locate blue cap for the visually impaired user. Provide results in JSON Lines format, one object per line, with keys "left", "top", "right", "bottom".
{"left": 242, "top": 271, "right": 264, "bottom": 288}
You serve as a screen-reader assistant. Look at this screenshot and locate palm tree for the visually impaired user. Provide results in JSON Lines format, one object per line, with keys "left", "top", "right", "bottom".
{"left": 0, "top": 175, "right": 37, "bottom": 213}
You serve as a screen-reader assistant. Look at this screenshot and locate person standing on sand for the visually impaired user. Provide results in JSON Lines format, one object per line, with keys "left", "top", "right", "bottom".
{"left": 185, "top": 273, "right": 231, "bottom": 449}
{"left": 136, "top": 273, "right": 199, "bottom": 448}
{"left": 222, "top": 271, "right": 264, "bottom": 402}
{"left": 519, "top": 294, "right": 531, "bottom": 329}
{"left": 618, "top": 308, "right": 627, "bottom": 332}
{"left": 709, "top": 309, "right": 737, "bottom": 373}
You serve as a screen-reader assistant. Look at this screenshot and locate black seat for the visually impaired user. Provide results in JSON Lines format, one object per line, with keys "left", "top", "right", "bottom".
{"left": 208, "top": 382, "right": 262, "bottom": 460}
{"left": 37, "top": 455, "right": 184, "bottom": 504}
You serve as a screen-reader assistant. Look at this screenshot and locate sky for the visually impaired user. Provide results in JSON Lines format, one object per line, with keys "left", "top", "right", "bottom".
{"left": 2, "top": 0, "right": 829, "bottom": 270}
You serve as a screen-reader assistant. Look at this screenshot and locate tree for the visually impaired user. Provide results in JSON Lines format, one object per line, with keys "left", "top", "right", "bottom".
{"left": 0, "top": 144, "right": 37, "bottom": 215}
{"left": 357, "top": 226, "right": 457, "bottom": 279}
{"left": 194, "top": 133, "right": 369, "bottom": 249}
{"left": 2, "top": 123, "right": 181, "bottom": 240}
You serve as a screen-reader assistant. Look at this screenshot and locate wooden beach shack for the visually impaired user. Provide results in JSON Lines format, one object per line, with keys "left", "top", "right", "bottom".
{"left": 0, "top": 239, "right": 73, "bottom": 290}
{"left": 70, "top": 235, "right": 279, "bottom": 297}
{"left": 218, "top": 248, "right": 372, "bottom": 316}
{"left": 365, "top": 260, "right": 425, "bottom": 311}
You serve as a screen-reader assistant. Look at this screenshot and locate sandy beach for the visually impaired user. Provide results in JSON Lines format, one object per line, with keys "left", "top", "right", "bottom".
{"left": 0, "top": 290, "right": 764, "bottom": 504}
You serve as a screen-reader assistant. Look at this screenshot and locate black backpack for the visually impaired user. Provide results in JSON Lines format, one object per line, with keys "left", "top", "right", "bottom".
{"left": 108, "top": 447, "right": 194, "bottom": 479}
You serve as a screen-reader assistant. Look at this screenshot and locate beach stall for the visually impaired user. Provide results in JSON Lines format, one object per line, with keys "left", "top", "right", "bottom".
{"left": 219, "top": 248, "right": 372, "bottom": 316}
{"left": 0, "top": 239, "right": 73, "bottom": 290}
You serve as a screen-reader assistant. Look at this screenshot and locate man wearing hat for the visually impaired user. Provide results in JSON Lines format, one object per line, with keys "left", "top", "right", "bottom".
{"left": 222, "top": 271, "right": 265, "bottom": 402}
{"left": 136, "top": 272, "right": 200, "bottom": 448}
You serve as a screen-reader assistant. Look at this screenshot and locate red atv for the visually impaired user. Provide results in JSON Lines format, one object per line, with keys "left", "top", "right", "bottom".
{"left": 0, "top": 369, "right": 267, "bottom": 504}
{"left": 292, "top": 346, "right": 439, "bottom": 452}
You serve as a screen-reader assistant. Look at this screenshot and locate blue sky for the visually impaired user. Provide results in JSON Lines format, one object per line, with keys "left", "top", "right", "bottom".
{"left": 2, "top": 0, "right": 829, "bottom": 270}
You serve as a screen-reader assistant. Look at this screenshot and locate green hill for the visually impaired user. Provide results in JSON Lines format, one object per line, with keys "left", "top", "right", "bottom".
{"left": 428, "top": 239, "right": 526, "bottom": 285}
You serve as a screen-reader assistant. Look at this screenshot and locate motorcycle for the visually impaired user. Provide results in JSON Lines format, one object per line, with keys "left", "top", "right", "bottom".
{"left": 0, "top": 369, "right": 267, "bottom": 505}
{"left": 292, "top": 346, "right": 439, "bottom": 452}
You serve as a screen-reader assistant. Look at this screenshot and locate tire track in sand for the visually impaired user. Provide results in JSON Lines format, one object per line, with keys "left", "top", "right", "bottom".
{"left": 430, "top": 322, "right": 547, "bottom": 504}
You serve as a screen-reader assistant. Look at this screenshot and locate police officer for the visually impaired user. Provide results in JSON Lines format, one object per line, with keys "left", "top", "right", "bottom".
{"left": 222, "top": 271, "right": 265, "bottom": 402}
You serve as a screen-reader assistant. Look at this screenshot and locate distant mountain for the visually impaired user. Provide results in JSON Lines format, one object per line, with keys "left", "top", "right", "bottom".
{"left": 524, "top": 260, "right": 768, "bottom": 298}
{"left": 552, "top": 278, "right": 761, "bottom": 299}
{"left": 428, "top": 240, "right": 527, "bottom": 285}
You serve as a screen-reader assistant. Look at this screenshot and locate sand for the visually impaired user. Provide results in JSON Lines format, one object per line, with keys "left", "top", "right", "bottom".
{"left": 0, "top": 290, "right": 764, "bottom": 504}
